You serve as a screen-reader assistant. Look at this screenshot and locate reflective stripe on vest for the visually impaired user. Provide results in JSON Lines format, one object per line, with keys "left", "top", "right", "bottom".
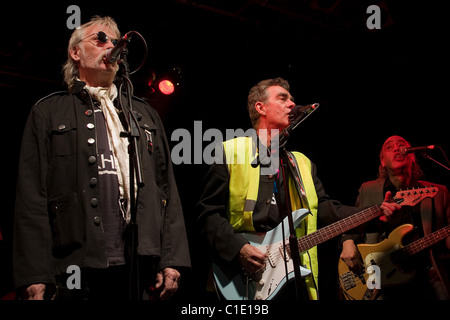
{"left": 223, "top": 137, "right": 258, "bottom": 232}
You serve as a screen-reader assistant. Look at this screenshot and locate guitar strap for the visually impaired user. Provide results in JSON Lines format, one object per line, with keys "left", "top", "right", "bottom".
{"left": 284, "top": 150, "right": 320, "bottom": 300}
{"left": 284, "top": 150, "right": 311, "bottom": 213}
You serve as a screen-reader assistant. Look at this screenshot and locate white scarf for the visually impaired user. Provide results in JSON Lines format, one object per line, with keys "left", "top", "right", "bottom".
{"left": 85, "top": 84, "right": 132, "bottom": 223}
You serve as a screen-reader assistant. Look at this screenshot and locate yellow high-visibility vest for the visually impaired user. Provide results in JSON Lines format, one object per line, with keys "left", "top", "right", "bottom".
{"left": 223, "top": 136, "right": 319, "bottom": 300}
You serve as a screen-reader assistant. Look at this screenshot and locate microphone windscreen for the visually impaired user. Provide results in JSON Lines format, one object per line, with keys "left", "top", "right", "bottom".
{"left": 289, "top": 105, "right": 304, "bottom": 122}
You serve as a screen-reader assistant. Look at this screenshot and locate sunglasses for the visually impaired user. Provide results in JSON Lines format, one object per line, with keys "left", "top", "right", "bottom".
{"left": 78, "top": 31, "right": 118, "bottom": 46}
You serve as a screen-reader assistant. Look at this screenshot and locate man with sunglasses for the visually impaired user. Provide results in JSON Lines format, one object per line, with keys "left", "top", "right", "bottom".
{"left": 13, "top": 16, "right": 190, "bottom": 300}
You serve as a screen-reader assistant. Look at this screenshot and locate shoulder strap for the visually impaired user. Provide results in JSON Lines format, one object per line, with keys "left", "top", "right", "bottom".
{"left": 285, "top": 150, "right": 311, "bottom": 211}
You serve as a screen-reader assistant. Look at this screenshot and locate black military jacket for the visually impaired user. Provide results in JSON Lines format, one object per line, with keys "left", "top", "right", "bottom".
{"left": 13, "top": 81, "right": 190, "bottom": 289}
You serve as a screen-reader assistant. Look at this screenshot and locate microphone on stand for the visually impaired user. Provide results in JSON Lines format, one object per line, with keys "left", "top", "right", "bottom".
{"left": 252, "top": 103, "right": 320, "bottom": 167}
{"left": 288, "top": 103, "right": 318, "bottom": 122}
{"left": 105, "top": 32, "right": 132, "bottom": 63}
{"left": 400, "top": 145, "right": 435, "bottom": 156}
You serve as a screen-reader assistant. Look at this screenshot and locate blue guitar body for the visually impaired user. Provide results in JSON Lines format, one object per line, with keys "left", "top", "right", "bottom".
{"left": 212, "top": 209, "right": 311, "bottom": 300}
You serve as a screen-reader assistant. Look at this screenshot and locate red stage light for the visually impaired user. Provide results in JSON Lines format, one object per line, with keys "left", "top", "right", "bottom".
{"left": 158, "top": 80, "right": 175, "bottom": 95}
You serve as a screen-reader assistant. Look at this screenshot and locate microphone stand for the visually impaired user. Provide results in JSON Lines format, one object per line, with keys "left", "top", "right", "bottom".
{"left": 421, "top": 148, "right": 450, "bottom": 171}
{"left": 117, "top": 47, "right": 145, "bottom": 300}
{"left": 273, "top": 103, "right": 319, "bottom": 300}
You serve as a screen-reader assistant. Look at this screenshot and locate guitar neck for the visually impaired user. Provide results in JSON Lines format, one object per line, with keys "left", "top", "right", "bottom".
{"left": 402, "top": 224, "right": 450, "bottom": 256}
{"left": 297, "top": 204, "right": 383, "bottom": 252}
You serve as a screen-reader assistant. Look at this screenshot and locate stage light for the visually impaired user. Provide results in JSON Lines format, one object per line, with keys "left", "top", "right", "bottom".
{"left": 158, "top": 79, "right": 175, "bottom": 95}
{"left": 158, "top": 67, "right": 182, "bottom": 95}
{"left": 145, "top": 67, "right": 182, "bottom": 96}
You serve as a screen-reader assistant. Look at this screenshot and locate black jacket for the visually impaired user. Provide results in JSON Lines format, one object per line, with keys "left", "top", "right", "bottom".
{"left": 13, "top": 81, "right": 191, "bottom": 289}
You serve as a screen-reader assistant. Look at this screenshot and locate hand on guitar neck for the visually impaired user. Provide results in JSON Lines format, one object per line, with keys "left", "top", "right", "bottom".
{"left": 379, "top": 191, "right": 402, "bottom": 222}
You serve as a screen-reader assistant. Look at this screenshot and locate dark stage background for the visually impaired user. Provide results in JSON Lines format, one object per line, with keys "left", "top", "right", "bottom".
{"left": 0, "top": 0, "right": 448, "bottom": 300}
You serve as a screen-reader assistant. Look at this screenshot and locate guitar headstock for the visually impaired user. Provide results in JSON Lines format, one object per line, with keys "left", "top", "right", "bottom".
{"left": 394, "top": 187, "right": 439, "bottom": 207}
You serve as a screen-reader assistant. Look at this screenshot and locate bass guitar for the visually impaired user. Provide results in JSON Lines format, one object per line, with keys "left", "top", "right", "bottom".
{"left": 338, "top": 222, "right": 449, "bottom": 300}
{"left": 213, "top": 187, "right": 439, "bottom": 300}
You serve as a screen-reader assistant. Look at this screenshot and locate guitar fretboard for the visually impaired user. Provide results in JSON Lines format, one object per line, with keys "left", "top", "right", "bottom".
{"left": 297, "top": 204, "right": 385, "bottom": 252}
{"left": 401, "top": 225, "right": 450, "bottom": 256}
{"left": 296, "top": 187, "right": 440, "bottom": 253}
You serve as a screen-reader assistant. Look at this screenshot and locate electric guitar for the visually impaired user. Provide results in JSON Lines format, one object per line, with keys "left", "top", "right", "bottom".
{"left": 213, "top": 187, "right": 439, "bottom": 300}
{"left": 338, "top": 222, "right": 450, "bottom": 300}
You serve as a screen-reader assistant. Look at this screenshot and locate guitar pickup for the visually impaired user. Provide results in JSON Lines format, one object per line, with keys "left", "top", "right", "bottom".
{"left": 278, "top": 242, "right": 291, "bottom": 263}
{"left": 340, "top": 271, "right": 356, "bottom": 290}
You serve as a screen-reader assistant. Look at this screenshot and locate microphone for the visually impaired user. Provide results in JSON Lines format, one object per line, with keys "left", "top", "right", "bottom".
{"left": 400, "top": 145, "right": 435, "bottom": 155}
{"left": 289, "top": 103, "right": 319, "bottom": 122}
{"left": 279, "top": 103, "right": 319, "bottom": 147}
{"left": 105, "top": 32, "right": 132, "bottom": 63}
